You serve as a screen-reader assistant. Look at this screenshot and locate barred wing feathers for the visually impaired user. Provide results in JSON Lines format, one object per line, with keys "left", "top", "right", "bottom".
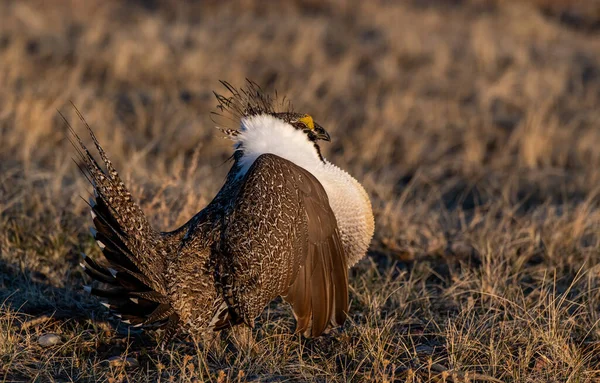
{"left": 222, "top": 154, "right": 348, "bottom": 336}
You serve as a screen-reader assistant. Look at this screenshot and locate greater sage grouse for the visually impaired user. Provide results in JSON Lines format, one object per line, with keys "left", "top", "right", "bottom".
{"left": 71, "top": 81, "right": 374, "bottom": 343}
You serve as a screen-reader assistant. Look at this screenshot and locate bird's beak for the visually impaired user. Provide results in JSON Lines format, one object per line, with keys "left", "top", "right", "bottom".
{"left": 313, "top": 124, "right": 331, "bottom": 142}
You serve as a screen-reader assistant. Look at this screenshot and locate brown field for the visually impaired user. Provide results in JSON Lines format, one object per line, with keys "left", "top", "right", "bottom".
{"left": 1, "top": 0, "right": 600, "bottom": 382}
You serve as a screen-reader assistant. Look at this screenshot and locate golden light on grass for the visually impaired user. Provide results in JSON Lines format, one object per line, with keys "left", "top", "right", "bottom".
{"left": 1, "top": 0, "right": 600, "bottom": 381}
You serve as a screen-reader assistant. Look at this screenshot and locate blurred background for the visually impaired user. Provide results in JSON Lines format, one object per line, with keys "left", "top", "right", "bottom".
{"left": 1, "top": 0, "right": 600, "bottom": 381}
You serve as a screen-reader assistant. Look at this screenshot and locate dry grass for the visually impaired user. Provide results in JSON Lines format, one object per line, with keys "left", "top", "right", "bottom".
{"left": 1, "top": 0, "right": 600, "bottom": 381}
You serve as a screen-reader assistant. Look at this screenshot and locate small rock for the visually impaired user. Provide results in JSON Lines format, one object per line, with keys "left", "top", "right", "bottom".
{"left": 106, "top": 356, "right": 139, "bottom": 369}
{"left": 37, "top": 333, "right": 62, "bottom": 347}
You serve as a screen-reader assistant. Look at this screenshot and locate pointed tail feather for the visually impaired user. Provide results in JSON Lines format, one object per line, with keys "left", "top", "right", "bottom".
{"left": 64, "top": 109, "right": 166, "bottom": 289}
{"left": 64, "top": 110, "right": 180, "bottom": 341}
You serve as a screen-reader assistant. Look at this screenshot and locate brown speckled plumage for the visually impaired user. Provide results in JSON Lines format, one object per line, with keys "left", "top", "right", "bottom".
{"left": 70, "top": 82, "right": 368, "bottom": 345}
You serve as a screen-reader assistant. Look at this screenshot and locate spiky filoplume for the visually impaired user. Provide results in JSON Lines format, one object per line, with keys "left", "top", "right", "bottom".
{"left": 70, "top": 81, "right": 374, "bottom": 344}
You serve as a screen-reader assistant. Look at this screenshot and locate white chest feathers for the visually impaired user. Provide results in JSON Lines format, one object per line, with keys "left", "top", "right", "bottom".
{"left": 234, "top": 114, "right": 374, "bottom": 266}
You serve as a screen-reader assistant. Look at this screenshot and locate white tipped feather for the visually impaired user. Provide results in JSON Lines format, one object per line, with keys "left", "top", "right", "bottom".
{"left": 130, "top": 297, "right": 139, "bottom": 304}
{"left": 90, "top": 210, "right": 97, "bottom": 220}
{"left": 97, "top": 240, "right": 106, "bottom": 250}
{"left": 83, "top": 285, "right": 92, "bottom": 293}
{"left": 108, "top": 268, "right": 118, "bottom": 277}
{"left": 79, "top": 262, "right": 86, "bottom": 270}
{"left": 209, "top": 301, "right": 228, "bottom": 328}
{"left": 101, "top": 302, "right": 111, "bottom": 309}
{"left": 122, "top": 320, "right": 131, "bottom": 324}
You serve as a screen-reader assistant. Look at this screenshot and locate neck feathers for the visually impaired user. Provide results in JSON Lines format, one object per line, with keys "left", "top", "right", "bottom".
{"left": 234, "top": 114, "right": 321, "bottom": 177}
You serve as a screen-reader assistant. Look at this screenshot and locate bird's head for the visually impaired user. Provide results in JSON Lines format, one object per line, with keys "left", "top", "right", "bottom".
{"left": 270, "top": 112, "right": 330, "bottom": 143}
{"left": 212, "top": 80, "right": 332, "bottom": 163}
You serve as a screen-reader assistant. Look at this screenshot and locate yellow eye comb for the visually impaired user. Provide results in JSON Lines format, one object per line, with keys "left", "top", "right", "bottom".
{"left": 298, "top": 115, "right": 315, "bottom": 130}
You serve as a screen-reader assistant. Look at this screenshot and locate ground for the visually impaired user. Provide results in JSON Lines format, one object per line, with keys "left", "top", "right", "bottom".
{"left": 1, "top": 0, "right": 600, "bottom": 382}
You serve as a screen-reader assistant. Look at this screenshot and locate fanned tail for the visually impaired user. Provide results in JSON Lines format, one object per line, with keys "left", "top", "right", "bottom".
{"left": 63, "top": 108, "right": 180, "bottom": 342}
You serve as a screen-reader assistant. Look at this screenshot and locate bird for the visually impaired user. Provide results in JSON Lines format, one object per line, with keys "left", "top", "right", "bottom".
{"left": 68, "top": 80, "right": 374, "bottom": 344}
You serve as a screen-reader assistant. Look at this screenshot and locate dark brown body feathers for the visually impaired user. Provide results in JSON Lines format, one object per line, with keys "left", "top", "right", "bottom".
{"left": 70, "top": 118, "right": 348, "bottom": 343}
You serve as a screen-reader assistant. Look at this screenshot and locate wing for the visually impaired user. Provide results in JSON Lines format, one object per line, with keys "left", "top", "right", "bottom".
{"left": 220, "top": 153, "right": 348, "bottom": 337}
